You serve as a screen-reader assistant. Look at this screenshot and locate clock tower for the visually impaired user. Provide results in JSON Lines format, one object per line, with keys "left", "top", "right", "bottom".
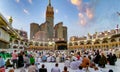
{"left": 46, "top": 0, "right": 54, "bottom": 40}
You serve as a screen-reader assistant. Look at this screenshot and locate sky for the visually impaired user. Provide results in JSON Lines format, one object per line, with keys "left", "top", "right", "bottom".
{"left": 0, "top": 0, "right": 120, "bottom": 40}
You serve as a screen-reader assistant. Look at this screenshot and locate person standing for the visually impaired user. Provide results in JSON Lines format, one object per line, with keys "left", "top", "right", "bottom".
{"left": 0, "top": 56, "right": 5, "bottom": 67}
{"left": 12, "top": 50, "right": 18, "bottom": 69}
{"left": 30, "top": 55, "right": 35, "bottom": 65}
{"left": 23, "top": 54, "right": 30, "bottom": 68}
{"left": 98, "top": 53, "right": 107, "bottom": 68}
{"left": 56, "top": 55, "right": 60, "bottom": 63}
{"left": 0, "top": 56, "right": 5, "bottom": 72}
{"left": 18, "top": 52, "right": 24, "bottom": 68}
{"left": 111, "top": 54, "right": 117, "bottom": 65}
{"left": 51, "top": 63, "right": 60, "bottom": 72}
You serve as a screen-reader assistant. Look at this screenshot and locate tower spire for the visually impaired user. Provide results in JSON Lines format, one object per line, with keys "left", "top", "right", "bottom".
{"left": 49, "top": 0, "right": 51, "bottom": 6}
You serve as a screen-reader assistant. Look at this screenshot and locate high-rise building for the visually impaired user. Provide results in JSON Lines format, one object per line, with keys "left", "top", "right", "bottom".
{"left": 54, "top": 22, "right": 63, "bottom": 39}
{"left": 46, "top": 0, "right": 54, "bottom": 40}
{"left": 30, "top": 0, "right": 67, "bottom": 42}
{"left": 63, "top": 26, "right": 67, "bottom": 41}
{"left": 30, "top": 23, "right": 39, "bottom": 40}
{"left": 46, "top": 0, "right": 54, "bottom": 27}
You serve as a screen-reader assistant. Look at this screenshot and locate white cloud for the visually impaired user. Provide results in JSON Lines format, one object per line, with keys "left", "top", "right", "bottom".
{"left": 16, "top": 0, "right": 20, "bottom": 3}
{"left": 78, "top": 13, "right": 86, "bottom": 26}
{"left": 55, "top": 9, "right": 59, "bottom": 13}
{"left": 70, "top": 0, "right": 96, "bottom": 26}
{"left": 28, "top": 0, "right": 32, "bottom": 4}
{"left": 86, "top": 8, "right": 93, "bottom": 19}
{"left": 78, "top": 13, "right": 84, "bottom": 18}
{"left": 70, "top": 0, "right": 82, "bottom": 6}
{"left": 23, "top": 9, "right": 29, "bottom": 15}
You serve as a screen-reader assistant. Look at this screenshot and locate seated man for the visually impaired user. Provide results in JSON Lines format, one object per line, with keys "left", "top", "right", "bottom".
{"left": 64, "top": 59, "right": 70, "bottom": 67}
{"left": 28, "top": 63, "right": 37, "bottom": 72}
{"left": 51, "top": 63, "right": 60, "bottom": 72}
{"left": 6, "top": 59, "right": 13, "bottom": 69}
{"left": 39, "top": 64, "right": 47, "bottom": 72}
{"left": 70, "top": 60, "right": 78, "bottom": 70}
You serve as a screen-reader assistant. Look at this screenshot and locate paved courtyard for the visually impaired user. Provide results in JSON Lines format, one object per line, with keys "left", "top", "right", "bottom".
{"left": 6, "top": 59, "right": 120, "bottom": 72}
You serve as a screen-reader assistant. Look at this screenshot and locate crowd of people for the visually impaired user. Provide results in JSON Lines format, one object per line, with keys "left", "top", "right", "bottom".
{"left": 0, "top": 48, "right": 119, "bottom": 72}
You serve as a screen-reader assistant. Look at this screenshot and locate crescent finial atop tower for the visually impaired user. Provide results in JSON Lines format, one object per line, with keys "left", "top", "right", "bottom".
{"left": 48, "top": 0, "right": 51, "bottom": 6}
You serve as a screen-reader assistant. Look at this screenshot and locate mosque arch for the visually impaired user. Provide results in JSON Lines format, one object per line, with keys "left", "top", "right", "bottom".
{"left": 13, "top": 45, "right": 18, "bottom": 48}
{"left": 69, "top": 42, "right": 72, "bottom": 46}
{"left": 29, "top": 41, "right": 33, "bottom": 45}
{"left": 44, "top": 43, "right": 48, "bottom": 46}
{"left": 86, "top": 40, "right": 92, "bottom": 44}
{"left": 25, "top": 42, "right": 27, "bottom": 45}
{"left": 14, "top": 40, "right": 18, "bottom": 44}
{"left": 102, "top": 38, "right": 108, "bottom": 43}
{"left": 35, "top": 42, "right": 39, "bottom": 46}
{"left": 111, "top": 39, "right": 116, "bottom": 42}
{"left": 94, "top": 39, "right": 100, "bottom": 44}
{"left": 80, "top": 41, "right": 84, "bottom": 45}
{"left": 20, "top": 41, "right": 24, "bottom": 45}
{"left": 40, "top": 43, "right": 43, "bottom": 46}
{"left": 74, "top": 42, "right": 78, "bottom": 45}
{"left": 19, "top": 46, "right": 23, "bottom": 49}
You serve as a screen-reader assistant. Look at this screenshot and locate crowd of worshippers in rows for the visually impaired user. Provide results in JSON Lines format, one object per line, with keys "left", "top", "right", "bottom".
{"left": 0, "top": 49, "right": 118, "bottom": 72}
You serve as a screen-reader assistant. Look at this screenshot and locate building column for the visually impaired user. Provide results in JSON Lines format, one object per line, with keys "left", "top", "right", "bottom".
{"left": 11, "top": 39, "right": 15, "bottom": 49}
{"left": 18, "top": 40, "right": 21, "bottom": 49}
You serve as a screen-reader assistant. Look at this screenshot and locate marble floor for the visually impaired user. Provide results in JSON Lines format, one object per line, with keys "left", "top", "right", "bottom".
{"left": 6, "top": 59, "right": 120, "bottom": 72}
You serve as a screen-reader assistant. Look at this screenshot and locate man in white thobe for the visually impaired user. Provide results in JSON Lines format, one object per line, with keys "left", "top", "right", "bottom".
{"left": 51, "top": 63, "right": 60, "bottom": 72}
{"left": 70, "top": 60, "right": 79, "bottom": 70}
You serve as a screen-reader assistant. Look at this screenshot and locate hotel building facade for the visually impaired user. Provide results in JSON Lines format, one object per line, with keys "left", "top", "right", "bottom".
{"left": 68, "top": 28, "right": 120, "bottom": 50}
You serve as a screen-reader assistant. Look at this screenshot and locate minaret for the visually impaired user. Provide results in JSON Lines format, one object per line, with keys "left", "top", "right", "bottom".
{"left": 46, "top": 0, "right": 54, "bottom": 40}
